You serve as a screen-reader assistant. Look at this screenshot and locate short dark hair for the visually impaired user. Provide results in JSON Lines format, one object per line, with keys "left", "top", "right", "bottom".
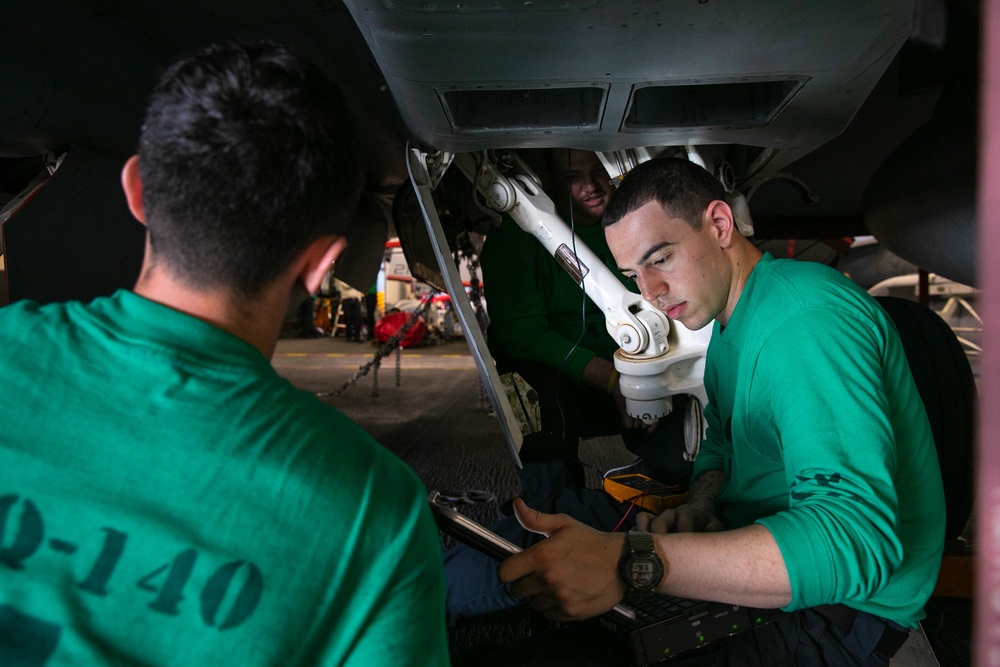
{"left": 138, "top": 41, "right": 362, "bottom": 296}
{"left": 602, "top": 157, "right": 725, "bottom": 230}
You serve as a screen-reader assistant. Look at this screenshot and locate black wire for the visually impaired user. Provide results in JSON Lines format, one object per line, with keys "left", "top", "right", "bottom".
{"left": 548, "top": 147, "right": 597, "bottom": 474}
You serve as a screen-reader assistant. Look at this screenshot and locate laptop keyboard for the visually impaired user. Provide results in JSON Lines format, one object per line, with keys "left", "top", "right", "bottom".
{"left": 622, "top": 595, "right": 704, "bottom": 625}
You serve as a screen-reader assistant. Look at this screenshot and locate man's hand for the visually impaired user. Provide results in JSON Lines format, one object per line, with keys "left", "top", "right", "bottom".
{"left": 497, "top": 499, "right": 627, "bottom": 621}
{"left": 635, "top": 470, "right": 726, "bottom": 533}
{"left": 635, "top": 501, "right": 725, "bottom": 533}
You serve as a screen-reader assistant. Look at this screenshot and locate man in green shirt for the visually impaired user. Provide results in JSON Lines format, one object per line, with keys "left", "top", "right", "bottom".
{"left": 497, "top": 157, "right": 944, "bottom": 664}
{"left": 0, "top": 42, "right": 449, "bottom": 666}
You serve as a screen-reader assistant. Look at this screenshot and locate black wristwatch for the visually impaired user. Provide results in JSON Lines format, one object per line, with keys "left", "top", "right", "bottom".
{"left": 619, "top": 531, "right": 665, "bottom": 601}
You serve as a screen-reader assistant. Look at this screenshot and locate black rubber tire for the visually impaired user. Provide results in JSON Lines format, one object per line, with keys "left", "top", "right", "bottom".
{"left": 875, "top": 296, "right": 976, "bottom": 540}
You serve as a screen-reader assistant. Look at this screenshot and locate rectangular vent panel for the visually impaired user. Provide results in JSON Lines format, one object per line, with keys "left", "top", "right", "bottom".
{"left": 624, "top": 79, "right": 804, "bottom": 129}
{"left": 441, "top": 87, "right": 605, "bottom": 132}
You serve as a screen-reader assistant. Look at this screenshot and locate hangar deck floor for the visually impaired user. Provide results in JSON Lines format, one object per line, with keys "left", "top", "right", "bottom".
{"left": 272, "top": 333, "right": 970, "bottom": 667}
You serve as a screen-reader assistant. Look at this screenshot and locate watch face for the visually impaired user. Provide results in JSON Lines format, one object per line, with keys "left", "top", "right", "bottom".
{"left": 628, "top": 558, "right": 661, "bottom": 588}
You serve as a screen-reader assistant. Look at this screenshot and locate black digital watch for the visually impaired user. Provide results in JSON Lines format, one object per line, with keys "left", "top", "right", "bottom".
{"left": 619, "top": 531, "right": 665, "bottom": 601}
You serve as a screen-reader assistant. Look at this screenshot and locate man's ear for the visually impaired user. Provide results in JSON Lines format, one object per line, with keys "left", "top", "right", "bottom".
{"left": 121, "top": 155, "right": 146, "bottom": 224}
{"left": 299, "top": 235, "right": 348, "bottom": 295}
{"left": 705, "top": 200, "right": 737, "bottom": 247}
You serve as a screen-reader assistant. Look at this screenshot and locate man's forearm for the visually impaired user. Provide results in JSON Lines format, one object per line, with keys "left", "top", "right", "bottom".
{"left": 580, "top": 354, "right": 614, "bottom": 392}
{"left": 648, "top": 470, "right": 791, "bottom": 609}
{"left": 655, "top": 523, "right": 792, "bottom": 609}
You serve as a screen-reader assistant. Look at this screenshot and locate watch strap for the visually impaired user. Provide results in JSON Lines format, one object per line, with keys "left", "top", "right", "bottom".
{"left": 628, "top": 530, "right": 655, "bottom": 555}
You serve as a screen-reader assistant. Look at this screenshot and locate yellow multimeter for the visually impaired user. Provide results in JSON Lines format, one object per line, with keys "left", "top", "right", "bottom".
{"left": 602, "top": 473, "right": 687, "bottom": 513}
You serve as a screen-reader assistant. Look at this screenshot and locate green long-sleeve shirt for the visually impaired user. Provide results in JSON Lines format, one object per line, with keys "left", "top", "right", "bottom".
{"left": 480, "top": 218, "right": 636, "bottom": 383}
{"left": 0, "top": 291, "right": 449, "bottom": 666}
{"left": 693, "top": 253, "right": 945, "bottom": 627}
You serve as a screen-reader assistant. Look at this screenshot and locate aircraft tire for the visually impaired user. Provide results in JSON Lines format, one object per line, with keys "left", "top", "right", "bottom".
{"left": 875, "top": 295, "right": 976, "bottom": 541}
